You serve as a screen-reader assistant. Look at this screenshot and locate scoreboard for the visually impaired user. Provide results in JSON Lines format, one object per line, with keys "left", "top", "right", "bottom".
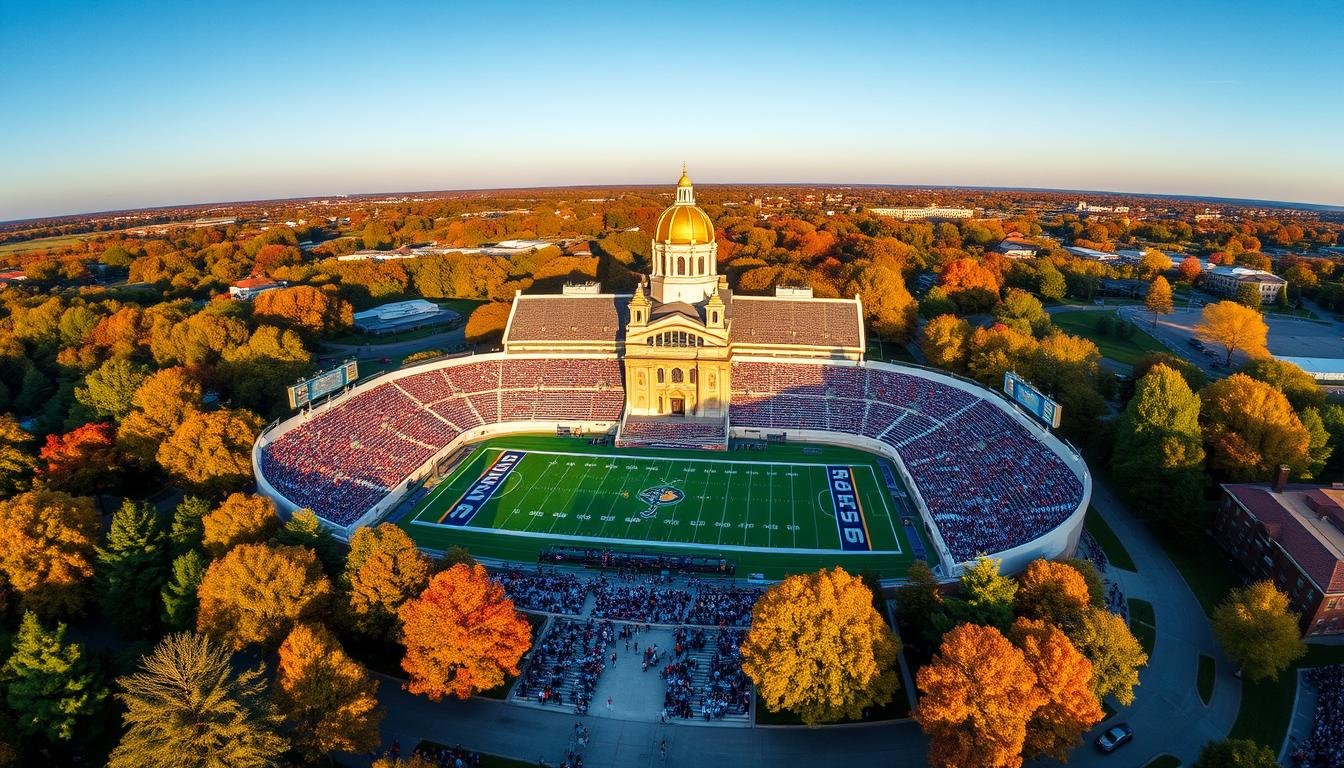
{"left": 1003, "top": 371, "right": 1062, "bottom": 429}
{"left": 288, "top": 360, "right": 359, "bottom": 409}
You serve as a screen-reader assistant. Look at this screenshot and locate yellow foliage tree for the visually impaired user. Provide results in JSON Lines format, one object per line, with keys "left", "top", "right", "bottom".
{"left": 275, "top": 623, "right": 382, "bottom": 760}
{"left": 196, "top": 543, "right": 331, "bottom": 650}
{"left": 156, "top": 408, "right": 263, "bottom": 494}
{"left": 117, "top": 367, "right": 202, "bottom": 464}
{"left": 0, "top": 489, "right": 99, "bottom": 616}
{"left": 342, "top": 523, "right": 433, "bottom": 641}
{"left": 252, "top": 285, "right": 352, "bottom": 334}
{"left": 740, "top": 567, "right": 900, "bottom": 724}
{"left": 1015, "top": 559, "right": 1093, "bottom": 635}
{"left": 201, "top": 493, "right": 279, "bottom": 557}
{"left": 464, "top": 302, "right": 512, "bottom": 346}
{"left": 397, "top": 563, "right": 531, "bottom": 701}
{"left": 921, "top": 314, "right": 971, "bottom": 372}
{"left": 1201, "top": 373, "right": 1311, "bottom": 480}
{"left": 1196, "top": 300, "right": 1269, "bottom": 366}
{"left": 915, "top": 623, "right": 1045, "bottom": 768}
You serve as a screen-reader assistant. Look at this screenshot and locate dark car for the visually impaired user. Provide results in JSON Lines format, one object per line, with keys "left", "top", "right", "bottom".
{"left": 1095, "top": 723, "right": 1133, "bottom": 753}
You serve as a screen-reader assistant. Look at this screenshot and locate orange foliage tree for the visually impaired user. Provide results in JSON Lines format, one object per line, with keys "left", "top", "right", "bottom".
{"left": 397, "top": 563, "right": 531, "bottom": 701}
{"left": 38, "top": 422, "right": 120, "bottom": 494}
{"left": 0, "top": 489, "right": 100, "bottom": 616}
{"left": 252, "top": 285, "right": 352, "bottom": 335}
{"left": 1201, "top": 374, "right": 1311, "bottom": 480}
{"left": 1015, "top": 559, "right": 1093, "bottom": 635}
{"left": 914, "top": 623, "right": 1045, "bottom": 768}
{"left": 940, "top": 257, "right": 1001, "bottom": 312}
{"left": 196, "top": 543, "right": 331, "bottom": 650}
{"left": 1009, "top": 618, "right": 1104, "bottom": 761}
{"left": 201, "top": 493, "right": 279, "bottom": 557}
{"left": 275, "top": 623, "right": 382, "bottom": 760}
{"left": 464, "top": 302, "right": 512, "bottom": 346}
{"left": 117, "top": 367, "right": 202, "bottom": 464}
{"left": 156, "top": 408, "right": 263, "bottom": 494}
{"left": 740, "top": 567, "right": 900, "bottom": 724}
{"left": 341, "top": 524, "right": 433, "bottom": 641}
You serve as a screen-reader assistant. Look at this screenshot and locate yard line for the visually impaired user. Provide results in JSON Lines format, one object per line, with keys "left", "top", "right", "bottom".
{"left": 740, "top": 464, "right": 753, "bottom": 547}
{"left": 595, "top": 464, "right": 639, "bottom": 539}
{"left": 716, "top": 465, "right": 733, "bottom": 546}
{"left": 788, "top": 461, "right": 798, "bottom": 549}
{"left": 546, "top": 458, "right": 602, "bottom": 534}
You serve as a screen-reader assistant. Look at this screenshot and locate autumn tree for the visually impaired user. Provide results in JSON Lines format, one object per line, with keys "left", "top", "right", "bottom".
{"left": 1138, "top": 248, "right": 1173, "bottom": 278}
{"left": 201, "top": 493, "right": 279, "bottom": 557}
{"left": 74, "top": 356, "right": 150, "bottom": 421}
{"left": 920, "top": 314, "right": 971, "bottom": 372}
{"left": 1111, "top": 364, "right": 1205, "bottom": 523}
{"left": 97, "top": 500, "right": 170, "bottom": 635}
{"left": 157, "top": 408, "right": 263, "bottom": 494}
{"left": 160, "top": 550, "right": 208, "bottom": 631}
{"left": 1070, "top": 607, "right": 1147, "bottom": 705}
{"left": 274, "top": 623, "right": 382, "bottom": 760}
{"left": 111, "top": 632, "right": 286, "bottom": 768}
{"left": 272, "top": 508, "right": 342, "bottom": 575}
{"left": 966, "top": 324, "right": 1036, "bottom": 387}
{"left": 196, "top": 543, "right": 332, "bottom": 650}
{"left": 1009, "top": 618, "right": 1104, "bottom": 760}
{"left": 1240, "top": 358, "right": 1324, "bottom": 412}
{"left": 915, "top": 623, "right": 1044, "bottom": 768}
{"left": 2, "top": 611, "right": 107, "bottom": 744}
{"left": 1212, "top": 581, "right": 1306, "bottom": 682}
{"left": 741, "top": 567, "right": 900, "bottom": 724}
{"left": 993, "top": 289, "right": 1050, "bottom": 337}
{"left": 342, "top": 523, "right": 433, "bottom": 641}
{"left": 1196, "top": 300, "right": 1269, "bottom": 366}
{"left": 1177, "top": 255, "right": 1204, "bottom": 283}
{"left": 1192, "top": 738, "right": 1279, "bottom": 768}
{"left": 38, "top": 422, "right": 120, "bottom": 494}
{"left": 1146, "top": 275, "right": 1174, "bottom": 317}
{"left": 940, "top": 257, "right": 1001, "bottom": 313}
{"left": 0, "top": 489, "right": 99, "bottom": 616}
{"left": 940, "top": 556, "right": 1017, "bottom": 632}
{"left": 397, "top": 563, "right": 532, "bottom": 701}
{"left": 0, "top": 414, "right": 35, "bottom": 494}
{"left": 118, "top": 367, "right": 203, "bottom": 463}
{"left": 464, "top": 301, "right": 512, "bottom": 346}
{"left": 252, "top": 285, "right": 352, "bottom": 335}
{"left": 1201, "top": 374, "right": 1311, "bottom": 480}
{"left": 849, "top": 257, "right": 917, "bottom": 339}
{"left": 1015, "top": 559, "right": 1092, "bottom": 635}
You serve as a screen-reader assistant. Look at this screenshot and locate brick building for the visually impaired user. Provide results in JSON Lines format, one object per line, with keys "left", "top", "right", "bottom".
{"left": 1215, "top": 470, "right": 1344, "bottom": 637}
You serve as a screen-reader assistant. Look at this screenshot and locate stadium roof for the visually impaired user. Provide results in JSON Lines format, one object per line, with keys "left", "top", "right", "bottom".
{"left": 732, "top": 296, "right": 863, "bottom": 349}
{"left": 504, "top": 293, "right": 631, "bottom": 347}
{"left": 1279, "top": 356, "right": 1344, "bottom": 380}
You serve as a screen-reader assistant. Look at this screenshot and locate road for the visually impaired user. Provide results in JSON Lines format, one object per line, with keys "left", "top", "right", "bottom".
{"left": 320, "top": 326, "right": 468, "bottom": 361}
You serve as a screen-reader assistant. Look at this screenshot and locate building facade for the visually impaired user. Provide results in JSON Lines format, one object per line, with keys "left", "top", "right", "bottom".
{"left": 1215, "top": 477, "right": 1344, "bottom": 637}
{"left": 868, "top": 205, "right": 974, "bottom": 221}
{"left": 1203, "top": 265, "right": 1286, "bottom": 304}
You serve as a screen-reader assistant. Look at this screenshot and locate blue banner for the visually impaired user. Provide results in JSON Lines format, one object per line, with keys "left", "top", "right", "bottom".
{"left": 438, "top": 450, "right": 525, "bottom": 525}
{"left": 826, "top": 466, "right": 872, "bottom": 551}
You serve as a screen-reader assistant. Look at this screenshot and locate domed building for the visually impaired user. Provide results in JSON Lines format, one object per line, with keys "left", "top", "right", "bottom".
{"left": 502, "top": 166, "right": 867, "bottom": 446}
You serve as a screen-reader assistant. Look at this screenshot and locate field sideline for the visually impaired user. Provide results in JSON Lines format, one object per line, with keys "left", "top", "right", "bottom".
{"left": 401, "top": 435, "right": 927, "bottom": 578}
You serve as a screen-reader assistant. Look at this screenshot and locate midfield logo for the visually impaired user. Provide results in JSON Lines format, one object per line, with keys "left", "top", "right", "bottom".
{"left": 637, "top": 485, "right": 685, "bottom": 518}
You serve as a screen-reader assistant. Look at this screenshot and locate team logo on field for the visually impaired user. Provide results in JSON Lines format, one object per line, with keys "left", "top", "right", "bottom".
{"left": 637, "top": 485, "right": 684, "bottom": 517}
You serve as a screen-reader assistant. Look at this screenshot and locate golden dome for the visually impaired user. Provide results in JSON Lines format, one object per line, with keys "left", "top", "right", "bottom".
{"left": 677, "top": 162, "right": 692, "bottom": 187}
{"left": 655, "top": 204, "right": 714, "bottom": 244}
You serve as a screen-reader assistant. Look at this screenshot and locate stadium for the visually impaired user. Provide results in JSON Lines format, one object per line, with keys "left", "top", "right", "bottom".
{"left": 253, "top": 169, "right": 1091, "bottom": 580}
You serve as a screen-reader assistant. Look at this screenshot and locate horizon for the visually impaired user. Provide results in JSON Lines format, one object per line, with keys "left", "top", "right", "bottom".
{"left": 3, "top": 0, "right": 1342, "bottom": 220}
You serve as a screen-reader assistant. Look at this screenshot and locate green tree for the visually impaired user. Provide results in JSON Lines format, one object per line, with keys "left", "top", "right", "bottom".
{"left": 894, "top": 559, "right": 946, "bottom": 647}
{"left": 110, "top": 632, "right": 286, "bottom": 768}
{"left": 74, "top": 357, "right": 150, "bottom": 421}
{"left": 993, "top": 289, "right": 1050, "bottom": 337}
{"left": 940, "top": 556, "right": 1016, "bottom": 632}
{"left": 1070, "top": 607, "right": 1147, "bottom": 705}
{"left": 1239, "top": 358, "right": 1324, "bottom": 412}
{"left": 1236, "top": 282, "right": 1262, "bottom": 307}
{"left": 1192, "top": 738, "right": 1278, "bottom": 768}
{"left": 272, "top": 509, "right": 342, "bottom": 574}
{"left": 1212, "top": 581, "right": 1305, "bottom": 683}
{"left": 1111, "top": 364, "right": 1205, "bottom": 526}
{"left": 169, "top": 496, "right": 210, "bottom": 556}
{"left": 97, "top": 500, "right": 170, "bottom": 636}
{"left": 160, "top": 550, "right": 208, "bottom": 631}
{"left": 1037, "top": 264, "right": 1067, "bottom": 301}
{"left": 2, "top": 611, "right": 107, "bottom": 743}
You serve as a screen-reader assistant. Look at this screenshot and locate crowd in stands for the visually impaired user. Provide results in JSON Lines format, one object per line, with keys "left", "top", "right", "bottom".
{"left": 260, "top": 356, "right": 626, "bottom": 525}
{"left": 729, "top": 361, "right": 1085, "bottom": 561}
{"left": 590, "top": 576, "right": 759, "bottom": 626}
{"left": 617, "top": 416, "right": 727, "bottom": 450}
{"left": 497, "top": 568, "right": 590, "bottom": 615}
{"left": 381, "top": 742, "right": 483, "bottom": 768}
{"left": 515, "top": 619, "right": 615, "bottom": 715}
{"left": 1293, "top": 666, "right": 1344, "bottom": 767}
{"left": 658, "top": 627, "right": 749, "bottom": 721}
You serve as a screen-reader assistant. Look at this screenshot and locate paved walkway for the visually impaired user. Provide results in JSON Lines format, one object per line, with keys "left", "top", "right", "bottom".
{"left": 365, "top": 477, "right": 1241, "bottom": 767}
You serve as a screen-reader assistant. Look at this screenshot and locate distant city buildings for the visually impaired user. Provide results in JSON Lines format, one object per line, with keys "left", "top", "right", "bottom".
{"left": 338, "top": 239, "right": 559, "bottom": 262}
{"left": 995, "top": 236, "right": 1042, "bottom": 259}
{"left": 1204, "top": 265, "right": 1286, "bottom": 303}
{"left": 1064, "top": 245, "right": 1121, "bottom": 264}
{"left": 1216, "top": 475, "right": 1344, "bottom": 637}
{"left": 868, "top": 204, "right": 975, "bottom": 221}
{"left": 229, "top": 276, "right": 282, "bottom": 300}
{"left": 1075, "top": 201, "right": 1130, "bottom": 214}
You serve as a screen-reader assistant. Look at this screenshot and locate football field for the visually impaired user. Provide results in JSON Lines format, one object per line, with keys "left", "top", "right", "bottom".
{"left": 403, "top": 435, "right": 927, "bottom": 578}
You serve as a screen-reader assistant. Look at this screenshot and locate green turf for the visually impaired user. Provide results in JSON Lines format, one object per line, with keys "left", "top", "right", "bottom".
{"left": 1051, "top": 310, "right": 1168, "bottom": 366}
{"left": 1197, "top": 653, "right": 1215, "bottom": 705}
{"left": 401, "top": 435, "right": 926, "bottom": 579}
{"left": 1231, "top": 643, "right": 1344, "bottom": 749}
{"left": 1084, "top": 506, "right": 1137, "bottom": 572}
{"left": 1128, "top": 598, "right": 1156, "bottom": 655}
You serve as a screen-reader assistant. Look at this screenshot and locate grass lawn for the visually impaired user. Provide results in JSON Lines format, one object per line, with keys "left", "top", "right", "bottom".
{"left": 866, "top": 337, "right": 915, "bottom": 363}
{"left": 1051, "top": 310, "right": 1167, "bottom": 366}
{"left": 403, "top": 435, "right": 926, "bottom": 580}
{"left": 1128, "top": 598, "right": 1156, "bottom": 655}
{"left": 1143, "top": 756, "right": 1181, "bottom": 768}
{"left": 0, "top": 234, "right": 92, "bottom": 255}
{"left": 1084, "top": 507, "right": 1137, "bottom": 572}
{"left": 1231, "top": 643, "right": 1344, "bottom": 749}
{"left": 1197, "top": 654, "right": 1216, "bottom": 705}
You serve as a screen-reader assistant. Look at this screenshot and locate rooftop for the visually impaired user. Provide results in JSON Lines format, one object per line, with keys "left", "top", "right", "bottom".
{"left": 1225, "top": 483, "right": 1344, "bottom": 593}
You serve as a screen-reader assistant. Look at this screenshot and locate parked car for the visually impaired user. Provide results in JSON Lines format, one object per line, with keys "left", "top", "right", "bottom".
{"left": 1095, "top": 723, "right": 1133, "bottom": 753}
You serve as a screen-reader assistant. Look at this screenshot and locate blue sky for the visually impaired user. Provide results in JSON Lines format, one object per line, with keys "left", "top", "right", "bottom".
{"left": 2, "top": 0, "right": 1341, "bottom": 220}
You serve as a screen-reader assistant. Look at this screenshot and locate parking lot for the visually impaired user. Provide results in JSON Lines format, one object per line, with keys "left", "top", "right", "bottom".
{"left": 1119, "top": 306, "right": 1344, "bottom": 372}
